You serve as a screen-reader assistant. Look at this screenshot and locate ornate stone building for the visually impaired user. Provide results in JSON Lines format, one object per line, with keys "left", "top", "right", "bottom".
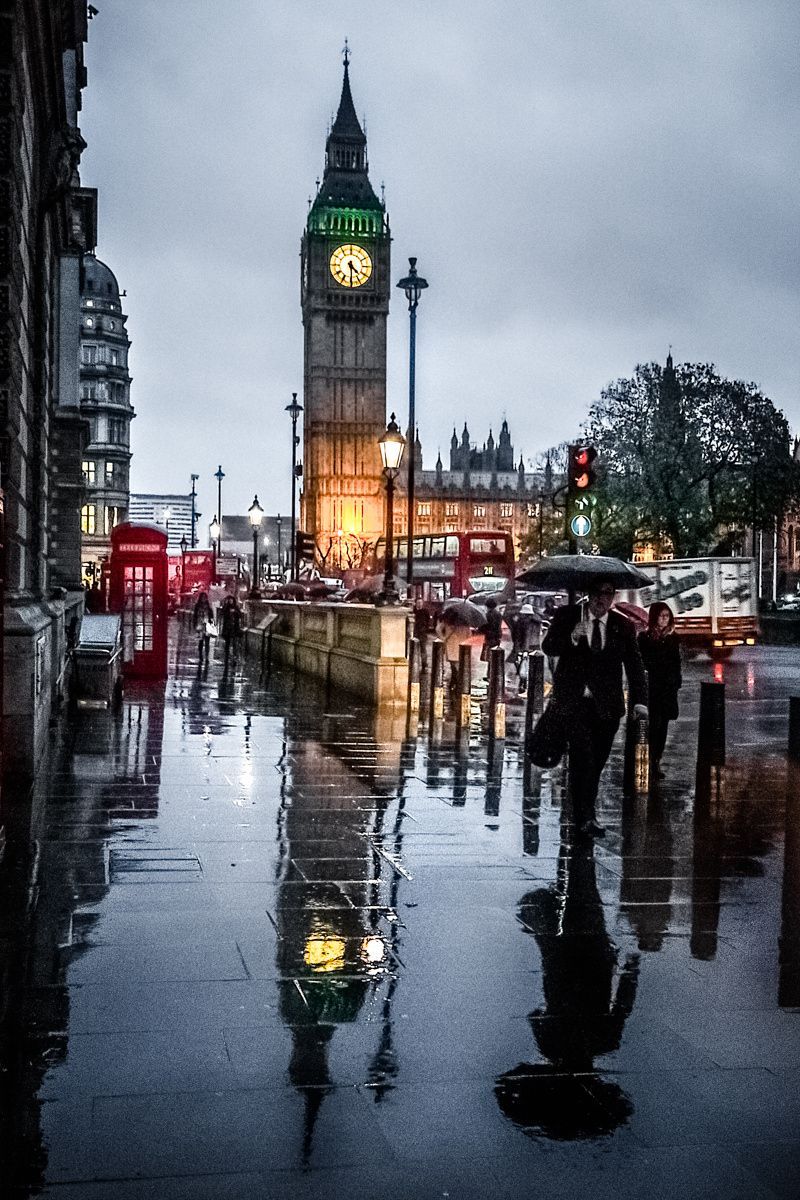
{"left": 300, "top": 51, "right": 391, "bottom": 561}
{"left": 1, "top": 0, "right": 96, "bottom": 781}
{"left": 79, "top": 254, "right": 134, "bottom": 581}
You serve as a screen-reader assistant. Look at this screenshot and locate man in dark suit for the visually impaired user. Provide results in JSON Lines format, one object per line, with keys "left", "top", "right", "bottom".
{"left": 542, "top": 580, "right": 647, "bottom": 838}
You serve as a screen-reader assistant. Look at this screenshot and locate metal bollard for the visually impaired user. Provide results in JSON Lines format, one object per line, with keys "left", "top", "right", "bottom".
{"left": 429, "top": 639, "right": 445, "bottom": 733}
{"left": 487, "top": 646, "right": 506, "bottom": 743}
{"left": 789, "top": 697, "right": 800, "bottom": 762}
{"left": 697, "top": 681, "right": 726, "bottom": 768}
{"left": 407, "top": 637, "right": 421, "bottom": 715}
{"left": 524, "top": 651, "right": 545, "bottom": 755}
{"left": 455, "top": 643, "right": 472, "bottom": 744}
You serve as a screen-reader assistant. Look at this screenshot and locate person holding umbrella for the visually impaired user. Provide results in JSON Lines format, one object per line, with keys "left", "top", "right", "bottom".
{"left": 637, "top": 601, "right": 682, "bottom": 776}
{"left": 437, "top": 598, "right": 485, "bottom": 697}
{"left": 481, "top": 596, "right": 503, "bottom": 662}
{"left": 541, "top": 577, "right": 647, "bottom": 839}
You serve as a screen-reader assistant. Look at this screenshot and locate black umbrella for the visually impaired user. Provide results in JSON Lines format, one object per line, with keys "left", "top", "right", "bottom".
{"left": 441, "top": 598, "right": 487, "bottom": 629}
{"left": 516, "top": 555, "right": 653, "bottom": 592}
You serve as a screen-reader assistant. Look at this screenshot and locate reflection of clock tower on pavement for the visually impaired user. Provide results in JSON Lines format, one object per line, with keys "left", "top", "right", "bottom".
{"left": 301, "top": 49, "right": 390, "bottom": 562}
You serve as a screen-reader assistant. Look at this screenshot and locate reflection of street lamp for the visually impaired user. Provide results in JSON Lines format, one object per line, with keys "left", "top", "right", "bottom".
{"left": 179, "top": 535, "right": 188, "bottom": 595}
{"left": 285, "top": 393, "right": 303, "bottom": 582}
{"left": 396, "top": 257, "right": 428, "bottom": 589}
{"left": 376, "top": 414, "right": 406, "bottom": 606}
{"left": 248, "top": 495, "right": 264, "bottom": 598}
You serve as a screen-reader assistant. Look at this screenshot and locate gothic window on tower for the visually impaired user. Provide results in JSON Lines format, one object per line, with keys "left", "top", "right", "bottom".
{"left": 417, "top": 502, "right": 431, "bottom": 517}
{"left": 473, "top": 504, "right": 486, "bottom": 518}
{"left": 445, "top": 503, "right": 459, "bottom": 518}
{"left": 500, "top": 503, "right": 514, "bottom": 518}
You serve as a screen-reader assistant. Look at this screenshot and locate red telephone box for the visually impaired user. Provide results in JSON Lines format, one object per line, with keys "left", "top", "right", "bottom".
{"left": 109, "top": 523, "right": 169, "bottom": 679}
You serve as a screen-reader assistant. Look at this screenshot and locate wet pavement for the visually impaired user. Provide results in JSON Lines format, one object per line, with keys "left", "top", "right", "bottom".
{"left": 1, "top": 631, "right": 799, "bottom": 1198}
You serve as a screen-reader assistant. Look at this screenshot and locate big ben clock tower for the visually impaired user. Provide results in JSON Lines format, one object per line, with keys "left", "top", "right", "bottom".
{"left": 301, "top": 49, "right": 390, "bottom": 562}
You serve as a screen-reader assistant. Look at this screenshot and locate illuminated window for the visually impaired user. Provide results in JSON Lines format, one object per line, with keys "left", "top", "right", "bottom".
{"left": 104, "top": 505, "right": 125, "bottom": 535}
{"left": 445, "top": 503, "right": 459, "bottom": 518}
{"left": 473, "top": 504, "right": 486, "bottom": 518}
{"left": 445, "top": 523, "right": 457, "bottom": 533}
{"left": 82, "top": 460, "right": 96, "bottom": 486}
{"left": 81, "top": 504, "right": 96, "bottom": 535}
{"left": 500, "top": 503, "right": 513, "bottom": 518}
{"left": 85, "top": 317, "right": 93, "bottom": 327}
{"left": 417, "top": 502, "right": 431, "bottom": 517}
{"left": 527, "top": 502, "right": 539, "bottom": 518}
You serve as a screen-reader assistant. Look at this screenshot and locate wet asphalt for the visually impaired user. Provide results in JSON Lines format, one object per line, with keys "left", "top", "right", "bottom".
{"left": 1, "top": 627, "right": 799, "bottom": 1198}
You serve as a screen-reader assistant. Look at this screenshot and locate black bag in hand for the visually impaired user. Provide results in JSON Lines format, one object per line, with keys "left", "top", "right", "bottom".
{"left": 528, "top": 700, "right": 569, "bottom": 768}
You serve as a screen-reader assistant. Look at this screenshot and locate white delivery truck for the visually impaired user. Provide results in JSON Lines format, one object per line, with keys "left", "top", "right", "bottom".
{"left": 619, "top": 557, "right": 759, "bottom": 656}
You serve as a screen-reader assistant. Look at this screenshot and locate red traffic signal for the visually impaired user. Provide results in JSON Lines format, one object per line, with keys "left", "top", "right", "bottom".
{"left": 569, "top": 444, "right": 597, "bottom": 491}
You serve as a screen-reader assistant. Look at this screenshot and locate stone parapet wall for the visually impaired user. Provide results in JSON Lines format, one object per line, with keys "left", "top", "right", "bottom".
{"left": 243, "top": 600, "right": 409, "bottom": 707}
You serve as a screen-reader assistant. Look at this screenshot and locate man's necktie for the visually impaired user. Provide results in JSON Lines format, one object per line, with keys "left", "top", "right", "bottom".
{"left": 591, "top": 617, "right": 602, "bottom": 653}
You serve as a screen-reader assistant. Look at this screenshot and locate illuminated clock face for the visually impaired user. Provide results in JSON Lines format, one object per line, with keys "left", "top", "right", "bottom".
{"left": 329, "top": 244, "right": 372, "bottom": 288}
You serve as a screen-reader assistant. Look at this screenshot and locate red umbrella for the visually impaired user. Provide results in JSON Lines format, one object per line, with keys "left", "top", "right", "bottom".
{"left": 613, "top": 600, "right": 648, "bottom": 631}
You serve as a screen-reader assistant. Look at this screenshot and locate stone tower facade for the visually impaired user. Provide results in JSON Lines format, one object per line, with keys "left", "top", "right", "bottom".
{"left": 79, "top": 254, "right": 134, "bottom": 581}
{"left": 301, "top": 53, "right": 390, "bottom": 564}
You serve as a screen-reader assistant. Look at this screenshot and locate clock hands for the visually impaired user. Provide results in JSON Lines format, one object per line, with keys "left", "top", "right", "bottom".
{"left": 347, "top": 259, "right": 355, "bottom": 284}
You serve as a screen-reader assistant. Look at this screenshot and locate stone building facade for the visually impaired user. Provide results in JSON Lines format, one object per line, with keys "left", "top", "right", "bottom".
{"left": 300, "top": 53, "right": 391, "bottom": 560}
{"left": 79, "top": 254, "right": 133, "bottom": 581}
{"left": 1, "top": 0, "right": 96, "bottom": 782}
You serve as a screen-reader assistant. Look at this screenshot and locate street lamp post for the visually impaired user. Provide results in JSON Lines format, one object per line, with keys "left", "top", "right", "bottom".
{"left": 396, "top": 257, "right": 428, "bottom": 591}
{"left": 209, "top": 516, "right": 220, "bottom": 583}
{"left": 190, "top": 474, "right": 199, "bottom": 547}
{"left": 285, "top": 393, "right": 303, "bottom": 582}
{"left": 214, "top": 465, "right": 225, "bottom": 557}
{"left": 179, "top": 534, "right": 188, "bottom": 598}
{"left": 376, "top": 414, "right": 406, "bottom": 606}
{"left": 248, "top": 495, "right": 264, "bottom": 599}
{"left": 276, "top": 513, "right": 283, "bottom": 579}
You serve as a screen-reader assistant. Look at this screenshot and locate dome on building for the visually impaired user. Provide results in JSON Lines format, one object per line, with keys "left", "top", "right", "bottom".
{"left": 82, "top": 253, "right": 120, "bottom": 300}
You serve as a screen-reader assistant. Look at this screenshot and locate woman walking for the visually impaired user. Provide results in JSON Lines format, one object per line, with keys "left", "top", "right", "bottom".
{"left": 193, "top": 591, "right": 214, "bottom": 666}
{"left": 637, "top": 602, "right": 682, "bottom": 775}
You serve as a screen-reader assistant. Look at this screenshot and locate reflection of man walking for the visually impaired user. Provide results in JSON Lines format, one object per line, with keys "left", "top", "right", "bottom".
{"left": 542, "top": 581, "right": 647, "bottom": 838}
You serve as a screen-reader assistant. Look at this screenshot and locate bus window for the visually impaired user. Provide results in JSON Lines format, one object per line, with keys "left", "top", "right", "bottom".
{"left": 431, "top": 537, "right": 445, "bottom": 558}
{"left": 413, "top": 537, "right": 424, "bottom": 559}
{"left": 470, "top": 537, "right": 504, "bottom": 555}
{"left": 445, "top": 536, "right": 459, "bottom": 557}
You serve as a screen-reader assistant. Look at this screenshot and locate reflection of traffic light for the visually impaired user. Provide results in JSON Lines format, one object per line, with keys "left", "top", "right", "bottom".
{"left": 566, "top": 444, "right": 598, "bottom": 541}
{"left": 295, "top": 530, "right": 315, "bottom": 562}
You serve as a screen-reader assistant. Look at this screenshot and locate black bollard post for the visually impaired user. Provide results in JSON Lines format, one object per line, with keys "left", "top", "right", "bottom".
{"left": 429, "top": 639, "right": 445, "bottom": 737}
{"left": 487, "top": 646, "right": 506, "bottom": 751}
{"left": 524, "top": 652, "right": 545, "bottom": 757}
{"left": 697, "top": 681, "right": 726, "bottom": 768}
{"left": 455, "top": 643, "right": 472, "bottom": 746}
{"left": 789, "top": 697, "right": 800, "bottom": 762}
{"left": 779, "top": 761, "right": 800, "bottom": 1007}
{"left": 407, "top": 637, "right": 421, "bottom": 717}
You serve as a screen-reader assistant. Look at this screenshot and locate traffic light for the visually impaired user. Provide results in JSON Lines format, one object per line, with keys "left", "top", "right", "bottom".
{"left": 566, "top": 444, "right": 598, "bottom": 541}
{"left": 295, "top": 530, "right": 315, "bottom": 562}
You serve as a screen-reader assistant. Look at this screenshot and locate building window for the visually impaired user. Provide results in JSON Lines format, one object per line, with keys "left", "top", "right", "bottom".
{"left": 105, "top": 505, "right": 125, "bottom": 535}
{"left": 82, "top": 460, "right": 96, "bottom": 486}
{"left": 417, "top": 502, "right": 431, "bottom": 517}
{"left": 81, "top": 383, "right": 96, "bottom": 401}
{"left": 108, "top": 319, "right": 116, "bottom": 330}
{"left": 105, "top": 461, "right": 125, "bottom": 489}
{"left": 108, "top": 418, "right": 126, "bottom": 445}
{"left": 473, "top": 504, "right": 486, "bottom": 518}
{"left": 500, "top": 502, "right": 514, "bottom": 518}
{"left": 109, "top": 348, "right": 119, "bottom": 366}
{"left": 527, "top": 502, "right": 540, "bottom": 518}
{"left": 84, "top": 317, "right": 93, "bottom": 327}
{"left": 445, "top": 523, "right": 457, "bottom": 533}
{"left": 81, "top": 504, "right": 96, "bottom": 535}
{"left": 85, "top": 299, "right": 94, "bottom": 307}
{"left": 445, "top": 503, "right": 459, "bottom": 518}
{"left": 81, "top": 345, "right": 96, "bottom": 365}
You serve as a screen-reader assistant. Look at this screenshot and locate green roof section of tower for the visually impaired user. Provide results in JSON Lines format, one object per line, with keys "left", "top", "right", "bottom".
{"left": 308, "top": 46, "right": 387, "bottom": 236}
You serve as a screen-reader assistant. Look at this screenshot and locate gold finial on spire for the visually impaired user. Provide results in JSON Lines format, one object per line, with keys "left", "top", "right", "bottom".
{"left": 342, "top": 38, "right": 350, "bottom": 68}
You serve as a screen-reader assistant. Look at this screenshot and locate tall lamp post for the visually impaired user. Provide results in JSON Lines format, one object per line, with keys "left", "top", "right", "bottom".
{"left": 209, "top": 516, "right": 220, "bottom": 583}
{"left": 190, "top": 474, "right": 199, "bottom": 547}
{"left": 276, "top": 513, "right": 283, "bottom": 579}
{"left": 376, "top": 414, "right": 406, "bottom": 606}
{"left": 285, "top": 393, "right": 303, "bottom": 581}
{"left": 214, "top": 465, "right": 225, "bottom": 556}
{"left": 248, "top": 495, "right": 264, "bottom": 599}
{"left": 179, "top": 534, "right": 188, "bottom": 598}
{"left": 396, "top": 257, "right": 428, "bottom": 591}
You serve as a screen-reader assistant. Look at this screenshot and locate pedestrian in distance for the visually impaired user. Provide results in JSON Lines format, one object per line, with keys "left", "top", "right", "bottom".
{"left": 435, "top": 612, "right": 473, "bottom": 698}
{"left": 512, "top": 601, "right": 539, "bottom": 692}
{"left": 481, "top": 596, "right": 503, "bottom": 663}
{"left": 541, "top": 579, "right": 647, "bottom": 839}
{"left": 413, "top": 598, "right": 431, "bottom": 673}
{"left": 637, "top": 602, "right": 682, "bottom": 777}
{"left": 219, "top": 593, "right": 243, "bottom": 674}
{"left": 192, "top": 591, "right": 214, "bottom": 666}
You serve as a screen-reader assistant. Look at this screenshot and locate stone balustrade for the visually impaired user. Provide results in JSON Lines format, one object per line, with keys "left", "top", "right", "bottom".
{"left": 243, "top": 599, "right": 409, "bottom": 707}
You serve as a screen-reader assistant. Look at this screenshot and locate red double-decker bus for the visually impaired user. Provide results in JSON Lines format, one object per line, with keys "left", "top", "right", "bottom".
{"left": 376, "top": 530, "right": 515, "bottom": 604}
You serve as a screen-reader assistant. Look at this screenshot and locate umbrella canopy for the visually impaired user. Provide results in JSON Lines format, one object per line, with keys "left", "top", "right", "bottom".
{"left": 613, "top": 600, "right": 649, "bottom": 631}
{"left": 275, "top": 582, "right": 307, "bottom": 599}
{"left": 441, "top": 598, "right": 487, "bottom": 629}
{"left": 516, "top": 555, "right": 653, "bottom": 592}
{"left": 466, "top": 588, "right": 509, "bottom": 607}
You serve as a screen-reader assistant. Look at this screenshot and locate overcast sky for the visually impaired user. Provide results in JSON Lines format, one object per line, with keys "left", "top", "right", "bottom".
{"left": 81, "top": 0, "right": 799, "bottom": 532}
